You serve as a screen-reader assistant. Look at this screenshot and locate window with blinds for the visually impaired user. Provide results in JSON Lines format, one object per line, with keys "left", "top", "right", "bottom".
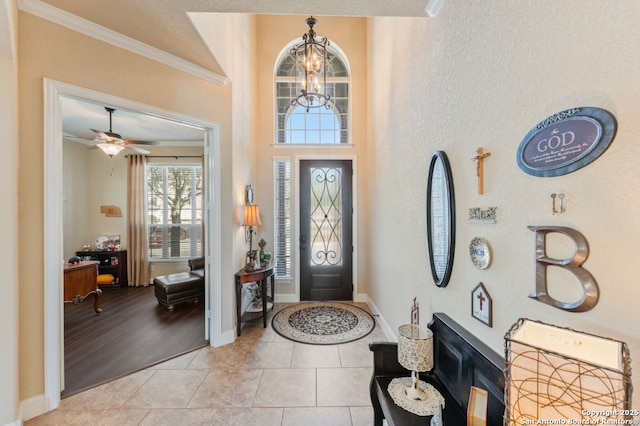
{"left": 147, "top": 165, "right": 203, "bottom": 260}
{"left": 273, "top": 159, "right": 291, "bottom": 278}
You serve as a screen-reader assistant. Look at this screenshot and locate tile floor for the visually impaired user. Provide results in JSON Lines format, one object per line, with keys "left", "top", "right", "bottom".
{"left": 26, "top": 303, "right": 388, "bottom": 425}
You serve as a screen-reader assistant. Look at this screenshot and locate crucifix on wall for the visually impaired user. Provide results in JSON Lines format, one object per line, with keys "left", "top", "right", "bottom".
{"left": 471, "top": 147, "right": 491, "bottom": 195}
{"left": 410, "top": 297, "right": 419, "bottom": 325}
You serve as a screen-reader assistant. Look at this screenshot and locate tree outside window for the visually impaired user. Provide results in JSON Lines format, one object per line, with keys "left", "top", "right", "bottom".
{"left": 147, "top": 165, "right": 202, "bottom": 259}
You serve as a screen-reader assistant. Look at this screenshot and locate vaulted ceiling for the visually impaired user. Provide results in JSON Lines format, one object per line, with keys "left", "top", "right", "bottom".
{"left": 23, "top": 0, "right": 431, "bottom": 145}
{"left": 34, "top": 0, "right": 431, "bottom": 77}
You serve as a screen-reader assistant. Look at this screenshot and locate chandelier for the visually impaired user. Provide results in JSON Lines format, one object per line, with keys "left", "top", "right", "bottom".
{"left": 290, "top": 16, "right": 330, "bottom": 111}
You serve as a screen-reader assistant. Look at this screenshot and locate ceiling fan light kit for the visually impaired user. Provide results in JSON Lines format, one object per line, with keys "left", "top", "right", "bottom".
{"left": 92, "top": 107, "right": 159, "bottom": 157}
{"left": 96, "top": 142, "right": 125, "bottom": 157}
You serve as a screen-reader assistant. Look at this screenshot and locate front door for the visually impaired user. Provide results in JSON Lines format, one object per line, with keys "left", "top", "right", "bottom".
{"left": 299, "top": 160, "right": 353, "bottom": 301}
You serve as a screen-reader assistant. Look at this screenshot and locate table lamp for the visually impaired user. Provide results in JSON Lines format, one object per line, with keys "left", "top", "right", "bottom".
{"left": 505, "top": 318, "right": 632, "bottom": 425}
{"left": 242, "top": 204, "right": 262, "bottom": 268}
{"left": 398, "top": 324, "right": 434, "bottom": 400}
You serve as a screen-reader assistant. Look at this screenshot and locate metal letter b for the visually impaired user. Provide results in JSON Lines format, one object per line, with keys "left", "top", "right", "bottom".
{"left": 527, "top": 226, "right": 599, "bottom": 312}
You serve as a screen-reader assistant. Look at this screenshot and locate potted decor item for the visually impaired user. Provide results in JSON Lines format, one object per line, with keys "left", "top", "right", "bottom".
{"left": 258, "top": 238, "right": 267, "bottom": 261}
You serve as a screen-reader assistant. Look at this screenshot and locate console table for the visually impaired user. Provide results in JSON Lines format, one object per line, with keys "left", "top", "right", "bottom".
{"left": 235, "top": 264, "right": 275, "bottom": 336}
{"left": 64, "top": 260, "right": 102, "bottom": 314}
{"left": 369, "top": 313, "right": 505, "bottom": 425}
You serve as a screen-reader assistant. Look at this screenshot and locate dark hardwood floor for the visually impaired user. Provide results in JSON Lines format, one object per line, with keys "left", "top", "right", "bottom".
{"left": 63, "top": 285, "right": 207, "bottom": 397}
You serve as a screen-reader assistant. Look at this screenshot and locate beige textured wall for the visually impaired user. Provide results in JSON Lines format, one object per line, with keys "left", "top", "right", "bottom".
{"left": 254, "top": 15, "right": 368, "bottom": 297}
{"left": 18, "top": 10, "right": 234, "bottom": 401}
{"left": 190, "top": 13, "right": 259, "bottom": 333}
{"left": 367, "top": 1, "right": 640, "bottom": 407}
{"left": 62, "top": 140, "right": 91, "bottom": 259}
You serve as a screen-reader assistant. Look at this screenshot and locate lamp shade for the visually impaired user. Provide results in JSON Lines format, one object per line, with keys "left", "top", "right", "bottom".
{"left": 505, "top": 318, "right": 632, "bottom": 425}
{"left": 398, "top": 324, "right": 434, "bottom": 372}
{"left": 242, "top": 205, "right": 262, "bottom": 227}
{"left": 97, "top": 143, "right": 125, "bottom": 157}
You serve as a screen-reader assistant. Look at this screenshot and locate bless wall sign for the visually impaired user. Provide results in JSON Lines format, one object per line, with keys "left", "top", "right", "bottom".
{"left": 516, "top": 107, "right": 617, "bottom": 177}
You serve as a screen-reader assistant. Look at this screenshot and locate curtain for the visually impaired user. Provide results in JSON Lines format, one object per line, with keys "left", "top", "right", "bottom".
{"left": 127, "top": 154, "right": 149, "bottom": 287}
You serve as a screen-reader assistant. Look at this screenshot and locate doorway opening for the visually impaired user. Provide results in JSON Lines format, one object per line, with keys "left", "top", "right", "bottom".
{"left": 44, "top": 79, "right": 222, "bottom": 408}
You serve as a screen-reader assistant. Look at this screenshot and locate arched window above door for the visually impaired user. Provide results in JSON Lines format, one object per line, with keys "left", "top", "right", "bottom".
{"left": 275, "top": 41, "right": 350, "bottom": 144}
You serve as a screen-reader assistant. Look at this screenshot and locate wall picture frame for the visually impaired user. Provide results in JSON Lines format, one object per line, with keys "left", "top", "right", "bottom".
{"left": 516, "top": 107, "right": 616, "bottom": 177}
{"left": 467, "top": 386, "right": 488, "bottom": 426}
{"left": 471, "top": 282, "right": 492, "bottom": 327}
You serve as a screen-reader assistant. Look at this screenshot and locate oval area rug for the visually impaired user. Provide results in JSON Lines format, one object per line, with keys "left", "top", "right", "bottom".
{"left": 271, "top": 302, "right": 375, "bottom": 345}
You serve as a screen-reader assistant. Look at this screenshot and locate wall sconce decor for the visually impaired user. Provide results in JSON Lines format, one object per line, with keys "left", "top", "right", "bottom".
{"left": 505, "top": 318, "right": 632, "bottom": 425}
{"left": 290, "top": 16, "right": 330, "bottom": 111}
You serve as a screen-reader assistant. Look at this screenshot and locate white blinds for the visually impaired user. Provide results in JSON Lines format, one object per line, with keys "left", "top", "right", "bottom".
{"left": 273, "top": 160, "right": 291, "bottom": 278}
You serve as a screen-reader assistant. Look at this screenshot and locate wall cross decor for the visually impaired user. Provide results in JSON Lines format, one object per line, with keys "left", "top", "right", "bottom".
{"left": 471, "top": 282, "right": 492, "bottom": 327}
{"left": 471, "top": 147, "right": 491, "bottom": 195}
{"left": 410, "top": 297, "right": 419, "bottom": 325}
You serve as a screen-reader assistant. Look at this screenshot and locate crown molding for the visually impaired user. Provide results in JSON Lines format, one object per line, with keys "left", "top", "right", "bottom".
{"left": 18, "top": 0, "right": 229, "bottom": 86}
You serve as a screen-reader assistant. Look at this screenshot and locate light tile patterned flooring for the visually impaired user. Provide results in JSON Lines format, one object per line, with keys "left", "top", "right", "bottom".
{"left": 27, "top": 303, "right": 387, "bottom": 425}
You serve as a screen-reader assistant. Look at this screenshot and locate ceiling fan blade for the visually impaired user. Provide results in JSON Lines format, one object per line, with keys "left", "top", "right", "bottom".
{"left": 91, "top": 128, "right": 109, "bottom": 139}
{"left": 103, "top": 130, "right": 123, "bottom": 139}
{"left": 123, "top": 140, "right": 159, "bottom": 146}
{"left": 91, "top": 129, "right": 124, "bottom": 141}
{"left": 125, "top": 145, "right": 151, "bottom": 154}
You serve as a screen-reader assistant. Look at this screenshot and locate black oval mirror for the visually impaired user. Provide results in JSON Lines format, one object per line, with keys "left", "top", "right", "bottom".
{"left": 426, "top": 151, "right": 455, "bottom": 287}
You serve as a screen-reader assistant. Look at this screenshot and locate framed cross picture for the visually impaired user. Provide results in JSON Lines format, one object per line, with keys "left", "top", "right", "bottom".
{"left": 471, "top": 282, "right": 492, "bottom": 327}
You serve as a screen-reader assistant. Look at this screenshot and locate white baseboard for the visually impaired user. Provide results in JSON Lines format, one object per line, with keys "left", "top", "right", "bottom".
{"left": 353, "top": 293, "right": 368, "bottom": 303}
{"left": 20, "top": 393, "right": 49, "bottom": 422}
{"left": 274, "top": 293, "right": 298, "bottom": 303}
{"left": 366, "top": 296, "right": 397, "bottom": 341}
{"left": 274, "top": 293, "right": 369, "bottom": 304}
{"left": 218, "top": 329, "right": 235, "bottom": 347}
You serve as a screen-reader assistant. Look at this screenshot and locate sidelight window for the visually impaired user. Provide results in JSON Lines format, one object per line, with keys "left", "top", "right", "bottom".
{"left": 273, "top": 159, "right": 291, "bottom": 278}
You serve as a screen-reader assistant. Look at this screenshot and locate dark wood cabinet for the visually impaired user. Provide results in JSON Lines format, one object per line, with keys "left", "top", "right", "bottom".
{"left": 76, "top": 250, "right": 128, "bottom": 288}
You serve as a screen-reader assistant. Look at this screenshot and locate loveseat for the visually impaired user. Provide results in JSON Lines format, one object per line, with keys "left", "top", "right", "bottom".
{"left": 153, "top": 257, "right": 205, "bottom": 311}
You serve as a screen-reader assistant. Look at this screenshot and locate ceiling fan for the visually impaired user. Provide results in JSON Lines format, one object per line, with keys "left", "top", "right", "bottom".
{"left": 91, "top": 107, "right": 159, "bottom": 157}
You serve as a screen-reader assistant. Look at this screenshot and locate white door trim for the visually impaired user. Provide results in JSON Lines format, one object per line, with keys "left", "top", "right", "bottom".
{"left": 43, "top": 78, "right": 222, "bottom": 410}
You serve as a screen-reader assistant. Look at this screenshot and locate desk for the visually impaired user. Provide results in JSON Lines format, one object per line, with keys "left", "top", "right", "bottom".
{"left": 64, "top": 260, "right": 102, "bottom": 314}
{"left": 235, "top": 264, "right": 275, "bottom": 336}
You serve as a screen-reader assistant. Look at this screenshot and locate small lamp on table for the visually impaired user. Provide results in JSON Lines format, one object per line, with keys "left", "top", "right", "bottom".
{"left": 397, "top": 324, "right": 434, "bottom": 400}
{"left": 242, "top": 204, "right": 262, "bottom": 269}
